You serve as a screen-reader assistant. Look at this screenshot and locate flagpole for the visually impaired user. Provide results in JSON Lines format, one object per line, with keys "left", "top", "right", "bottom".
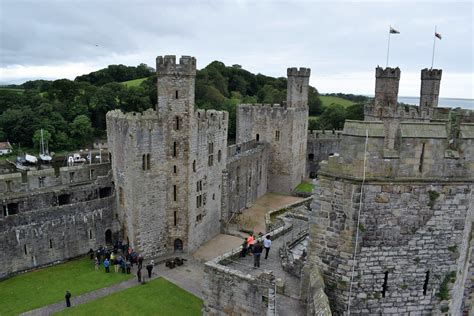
{"left": 386, "top": 25, "right": 391, "bottom": 67}
{"left": 431, "top": 25, "right": 437, "bottom": 69}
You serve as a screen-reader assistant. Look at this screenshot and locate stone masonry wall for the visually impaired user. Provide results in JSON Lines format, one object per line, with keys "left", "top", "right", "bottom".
{"left": 0, "top": 170, "right": 118, "bottom": 279}
{"left": 306, "top": 130, "right": 342, "bottom": 178}
{"left": 223, "top": 140, "right": 269, "bottom": 222}
{"left": 310, "top": 176, "right": 472, "bottom": 314}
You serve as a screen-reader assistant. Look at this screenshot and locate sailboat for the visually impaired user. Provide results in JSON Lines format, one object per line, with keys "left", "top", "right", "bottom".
{"left": 39, "top": 129, "right": 53, "bottom": 163}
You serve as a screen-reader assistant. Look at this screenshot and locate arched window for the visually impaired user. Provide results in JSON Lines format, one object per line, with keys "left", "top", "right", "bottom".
{"left": 193, "top": 160, "right": 196, "bottom": 172}
{"left": 174, "top": 239, "right": 183, "bottom": 252}
{"left": 256, "top": 133, "right": 260, "bottom": 141}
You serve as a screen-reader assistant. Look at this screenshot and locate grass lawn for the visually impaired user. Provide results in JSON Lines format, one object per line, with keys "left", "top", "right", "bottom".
{"left": 55, "top": 278, "right": 203, "bottom": 316}
{"left": 120, "top": 77, "right": 148, "bottom": 87}
{"left": 295, "top": 181, "right": 314, "bottom": 193}
{"left": 0, "top": 257, "right": 133, "bottom": 315}
{"left": 320, "top": 95, "right": 354, "bottom": 108}
{"left": 0, "top": 87, "right": 24, "bottom": 93}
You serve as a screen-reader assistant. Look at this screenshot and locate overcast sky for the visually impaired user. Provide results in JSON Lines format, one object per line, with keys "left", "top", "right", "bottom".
{"left": 0, "top": 0, "right": 473, "bottom": 98}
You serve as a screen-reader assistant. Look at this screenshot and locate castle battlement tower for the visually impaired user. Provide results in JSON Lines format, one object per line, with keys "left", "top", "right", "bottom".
{"left": 420, "top": 68, "right": 442, "bottom": 108}
{"left": 287, "top": 67, "right": 311, "bottom": 108}
{"left": 156, "top": 55, "right": 196, "bottom": 116}
{"left": 374, "top": 66, "right": 401, "bottom": 114}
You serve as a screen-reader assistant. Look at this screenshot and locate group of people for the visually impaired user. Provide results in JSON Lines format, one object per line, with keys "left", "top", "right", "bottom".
{"left": 241, "top": 234, "right": 272, "bottom": 268}
{"left": 90, "top": 246, "right": 155, "bottom": 282}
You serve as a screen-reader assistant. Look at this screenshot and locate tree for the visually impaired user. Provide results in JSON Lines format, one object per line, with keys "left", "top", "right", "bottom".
{"left": 319, "top": 104, "right": 346, "bottom": 130}
{"left": 70, "top": 115, "right": 93, "bottom": 147}
{"left": 345, "top": 103, "right": 365, "bottom": 121}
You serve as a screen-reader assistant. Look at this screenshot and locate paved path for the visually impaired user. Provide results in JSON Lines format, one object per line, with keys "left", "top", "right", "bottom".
{"left": 193, "top": 234, "right": 243, "bottom": 263}
{"left": 232, "top": 193, "right": 305, "bottom": 233}
{"left": 21, "top": 265, "right": 159, "bottom": 316}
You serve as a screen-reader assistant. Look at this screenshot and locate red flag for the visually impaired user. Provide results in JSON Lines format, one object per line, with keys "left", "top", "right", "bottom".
{"left": 435, "top": 32, "right": 442, "bottom": 40}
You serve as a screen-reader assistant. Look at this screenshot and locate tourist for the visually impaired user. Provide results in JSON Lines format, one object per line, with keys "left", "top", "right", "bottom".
{"left": 94, "top": 257, "right": 100, "bottom": 270}
{"left": 113, "top": 255, "right": 120, "bottom": 273}
{"left": 137, "top": 254, "right": 144, "bottom": 270}
{"left": 65, "top": 290, "right": 71, "bottom": 307}
{"left": 126, "top": 260, "right": 131, "bottom": 274}
{"left": 247, "top": 234, "right": 255, "bottom": 253}
{"left": 110, "top": 252, "right": 116, "bottom": 271}
{"left": 120, "top": 257, "right": 126, "bottom": 273}
{"left": 137, "top": 268, "right": 142, "bottom": 283}
{"left": 241, "top": 239, "right": 248, "bottom": 257}
{"left": 146, "top": 261, "right": 154, "bottom": 278}
{"left": 88, "top": 248, "right": 94, "bottom": 260}
{"left": 253, "top": 241, "right": 263, "bottom": 268}
{"left": 104, "top": 258, "right": 110, "bottom": 273}
{"left": 263, "top": 235, "right": 272, "bottom": 259}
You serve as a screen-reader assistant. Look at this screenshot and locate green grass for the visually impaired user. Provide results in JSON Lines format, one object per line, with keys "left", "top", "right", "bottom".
{"left": 320, "top": 95, "right": 354, "bottom": 108}
{"left": 294, "top": 181, "right": 314, "bottom": 193}
{"left": 0, "top": 87, "right": 24, "bottom": 93}
{"left": 120, "top": 77, "right": 148, "bottom": 87}
{"left": 54, "top": 278, "right": 203, "bottom": 316}
{"left": 0, "top": 257, "right": 133, "bottom": 315}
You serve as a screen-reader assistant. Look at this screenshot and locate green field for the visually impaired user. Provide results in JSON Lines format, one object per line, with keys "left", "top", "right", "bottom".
{"left": 55, "top": 278, "right": 202, "bottom": 316}
{"left": 0, "top": 257, "right": 133, "bottom": 315}
{"left": 320, "top": 95, "right": 354, "bottom": 108}
{"left": 120, "top": 77, "right": 148, "bottom": 87}
{"left": 0, "top": 87, "right": 24, "bottom": 93}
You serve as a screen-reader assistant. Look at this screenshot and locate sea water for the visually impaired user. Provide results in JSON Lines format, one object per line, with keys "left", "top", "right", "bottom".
{"left": 397, "top": 96, "right": 474, "bottom": 110}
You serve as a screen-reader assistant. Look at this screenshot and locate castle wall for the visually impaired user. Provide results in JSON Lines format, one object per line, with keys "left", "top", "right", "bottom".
{"left": 306, "top": 130, "right": 342, "bottom": 178}
{"left": 223, "top": 140, "right": 269, "bottom": 222}
{"left": 236, "top": 104, "right": 307, "bottom": 194}
{"left": 187, "top": 110, "right": 228, "bottom": 252}
{"left": 0, "top": 166, "right": 118, "bottom": 279}
{"left": 106, "top": 109, "right": 169, "bottom": 257}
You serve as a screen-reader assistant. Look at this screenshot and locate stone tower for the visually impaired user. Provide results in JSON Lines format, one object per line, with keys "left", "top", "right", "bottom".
{"left": 106, "top": 55, "right": 228, "bottom": 257}
{"left": 287, "top": 67, "right": 311, "bottom": 108}
{"left": 373, "top": 66, "right": 401, "bottom": 118}
{"left": 236, "top": 67, "right": 310, "bottom": 194}
{"left": 420, "top": 68, "right": 442, "bottom": 108}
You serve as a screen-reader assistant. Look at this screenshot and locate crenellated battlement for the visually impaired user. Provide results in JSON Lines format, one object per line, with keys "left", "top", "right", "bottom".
{"left": 156, "top": 55, "right": 196, "bottom": 76}
{"left": 106, "top": 108, "right": 158, "bottom": 121}
{"left": 287, "top": 67, "right": 311, "bottom": 77}
{"left": 307, "top": 130, "right": 343, "bottom": 139}
{"left": 421, "top": 68, "right": 442, "bottom": 80}
{"left": 375, "top": 66, "right": 401, "bottom": 79}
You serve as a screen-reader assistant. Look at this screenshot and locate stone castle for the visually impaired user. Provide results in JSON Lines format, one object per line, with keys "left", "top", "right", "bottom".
{"left": 0, "top": 55, "right": 472, "bottom": 315}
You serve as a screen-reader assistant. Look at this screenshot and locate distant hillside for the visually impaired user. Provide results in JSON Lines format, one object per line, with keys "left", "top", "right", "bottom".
{"left": 121, "top": 77, "right": 148, "bottom": 88}
{"left": 320, "top": 95, "right": 355, "bottom": 108}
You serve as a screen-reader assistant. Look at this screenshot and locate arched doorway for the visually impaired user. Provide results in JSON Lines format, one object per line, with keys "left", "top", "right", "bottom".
{"left": 174, "top": 239, "right": 183, "bottom": 252}
{"left": 105, "top": 229, "right": 112, "bottom": 245}
{"left": 256, "top": 133, "right": 260, "bottom": 141}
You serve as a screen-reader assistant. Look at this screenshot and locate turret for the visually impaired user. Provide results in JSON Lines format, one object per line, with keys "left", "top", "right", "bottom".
{"left": 420, "top": 68, "right": 442, "bottom": 107}
{"left": 286, "top": 67, "right": 311, "bottom": 108}
{"left": 374, "top": 66, "right": 401, "bottom": 114}
{"left": 156, "top": 55, "right": 196, "bottom": 116}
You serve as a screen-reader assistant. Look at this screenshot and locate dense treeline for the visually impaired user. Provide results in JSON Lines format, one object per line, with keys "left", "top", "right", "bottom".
{"left": 0, "top": 61, "right": 363, "bottom": 152}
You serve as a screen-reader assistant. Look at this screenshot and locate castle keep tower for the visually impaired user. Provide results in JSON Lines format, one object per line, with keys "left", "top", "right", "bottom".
{"left": 236, "top": 67, "right": 310, "bottom": 194}
{"left": 371, "top": 66, "right": 401, "bottom": 119}
{"left": 420, "top": 68, "right": 442, "bottom": 107}
{"left": 107, "top": 55, "right": 228, "bottom": 257}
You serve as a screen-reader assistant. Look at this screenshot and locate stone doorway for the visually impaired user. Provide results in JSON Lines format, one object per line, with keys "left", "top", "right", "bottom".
{"left": 174, "top": 238, "right": 183, "bottom": 252}
{"left": 105, "top": 229, "right": 113, "bottom": 245}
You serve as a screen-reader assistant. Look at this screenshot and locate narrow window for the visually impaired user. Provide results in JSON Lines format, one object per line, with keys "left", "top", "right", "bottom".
{"left": 2, "top": 205, "right": 7, "bottom": 217}
{"left": 5, "top": 180, "right": 12, "bottom": 192}
{"left": 196, "top": 195, "right": 199, "bottom": 208}
{"left": 423, "top": 271, "right": 430, "bottom": 295}
{"left": 419, "top": 143, "right": 425, "bottom": 173}
{"left": 175, "top": 90, "right": 179, "bottom": 99}
{"left": 193, "top": 160, "right": 196, "bottom": 172}
{"left": 173, "top": 165, "right": 177, "bottom": 174}
{"left": 173, "top": 142, "right": 177, "bottom": 157}
{"left": 212, "top": 193, "right": 215, "bottom": 200}
{"left": 173, "top": 185, "right": 177, "bottom": 201}
{"left": 119, "top": 187, "right": 124, "bottom": 207}
{"left": 382, "top": 271, "right": 388, "bottom": 298}
{"left": 147, "top": 154, "right": 151, "bottom": 170}
{"left": 175, "top": 116, "right": 180, "bottom": 130}
{"left": 24, "top": 244, "right": 27, "bottom": 255}
{"left": 69, "top": 172, "right": 75, "bottom": 183}
{"left": 49, "top": 239, "right": 53, "bottom": 249}
{"left": 300, "top": 85, "right": 303, "bottom": 93}
{"left": 89, "top": 229, "right": 93, "bottom": 239}
{"left": 39, "top": 177, "right": 45, "bottom": 188}
{"left": 275, "top": 130, "right": 280, "bottom": 141}
{"left": 90, "top": 169, "right": 95, "bottom": 180}
{"left": 256, "top": 133, "right": 260, "bottom": 141}
{"left": 174, "top": 211, "right": 177, "bottom": 226}
{"left": 218, "top": 150, "right": 221, "bottom": 162}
